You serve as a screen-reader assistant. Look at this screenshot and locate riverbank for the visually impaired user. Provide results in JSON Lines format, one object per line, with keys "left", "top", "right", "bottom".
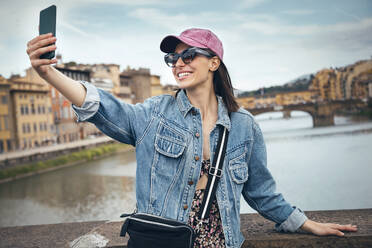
{"left": 0, "top": 142, "right": 133, "bottom": 184}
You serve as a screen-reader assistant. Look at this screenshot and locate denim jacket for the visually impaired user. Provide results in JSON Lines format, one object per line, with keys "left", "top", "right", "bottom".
{"left": 72, "top": 81, "right": 308, "bottom": 248}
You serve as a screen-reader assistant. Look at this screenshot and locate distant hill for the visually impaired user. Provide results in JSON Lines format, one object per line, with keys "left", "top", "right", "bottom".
{"left": 238, "top": 74, "right": 313, "bottom": 98}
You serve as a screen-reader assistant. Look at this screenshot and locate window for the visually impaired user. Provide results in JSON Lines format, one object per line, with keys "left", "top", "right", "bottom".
{"left": 31, "top": 104, "right": 35, "bottom": 114}
{"left": 39, "top": 123, "right": 43, "bottom": 131}
{"left": 6, "top": 140, "right": 11, "bottom": 151}
{"left": 4, "top": 116, "right": 8, "bottom": 130}
{"left": 38, "top": 105, "right": 41, "bottom": 114}
{"left": 0, "top": 140, "right": 4, "bottom": 153}
{"left": 20, "top": 105, "right": 24, "bottom": 115}
{"left": 1, "top": 95, "right": 7, "bottom": 104}
{"left": 22, "top": 124, "right": 26, "bottom": 133}
{"left": 44, "top": 123, "right": 47, "bottom": 131}
{"left": 0, "top": 118, "right": 2, "bottom": 131}
{"left": 42, "top": 106, "right": 46, "bottom": 114}
{"left": 27, "top": 123, "right": 31, "bottom": 133}
{"left": 25, "top": 106, "right": 29, "bottom": 115}
{"left": 34, "top": 123, "right": 37, "bottom": 132}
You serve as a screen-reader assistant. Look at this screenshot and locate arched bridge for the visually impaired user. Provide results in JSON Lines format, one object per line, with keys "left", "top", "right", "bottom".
{"left": 243, "top": 99, "right": 368, "bottom": 127}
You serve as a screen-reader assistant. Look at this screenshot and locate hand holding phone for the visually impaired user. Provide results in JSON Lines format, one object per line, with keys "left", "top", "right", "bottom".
{"left": 39, "top": 5, "right": 56, "bottom": 59}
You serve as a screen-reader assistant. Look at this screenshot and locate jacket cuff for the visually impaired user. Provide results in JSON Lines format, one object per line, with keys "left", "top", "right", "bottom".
{"left": 72, "top": 81, "right": 100, "bottom": 122}
{"left": 275, "top": 207, "right": 308, "bottom": 232}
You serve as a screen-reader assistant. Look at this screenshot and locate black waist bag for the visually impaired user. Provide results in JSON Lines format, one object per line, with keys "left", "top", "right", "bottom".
{"left": 120, "top": 213, "right": 195, "bottom": 248}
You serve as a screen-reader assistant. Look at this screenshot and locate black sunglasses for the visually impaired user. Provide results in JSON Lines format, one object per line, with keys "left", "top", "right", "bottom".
{"left": 164, "top": 47, "right": 214, "bottom": 68}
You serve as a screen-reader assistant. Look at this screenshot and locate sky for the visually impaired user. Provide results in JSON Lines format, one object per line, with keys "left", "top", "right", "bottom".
{"left": 1, "top": 0, "right": 372, "bottom": 91}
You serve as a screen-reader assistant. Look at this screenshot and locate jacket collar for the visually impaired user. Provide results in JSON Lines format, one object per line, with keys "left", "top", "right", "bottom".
{"left": 176, "top": 89, "right": 231, "bottom": 131}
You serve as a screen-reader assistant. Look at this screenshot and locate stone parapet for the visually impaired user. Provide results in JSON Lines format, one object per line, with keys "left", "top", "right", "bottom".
{"left": 0, "top": 209, "right": 370, "bottom": 248}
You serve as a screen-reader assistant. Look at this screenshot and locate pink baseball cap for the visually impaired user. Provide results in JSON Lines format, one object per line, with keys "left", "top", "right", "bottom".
{"left": 160, "top": 28, "right": 224, "bottom": 60}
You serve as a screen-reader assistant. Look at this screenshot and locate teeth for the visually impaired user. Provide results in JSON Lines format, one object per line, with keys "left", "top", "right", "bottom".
{"left": 178, "top": 72, "right": 191, "bottom": 78}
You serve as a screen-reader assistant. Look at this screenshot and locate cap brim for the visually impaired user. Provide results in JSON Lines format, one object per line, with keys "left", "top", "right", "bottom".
{"left": 160, "top": 35, "right": 208, "bottom": 53}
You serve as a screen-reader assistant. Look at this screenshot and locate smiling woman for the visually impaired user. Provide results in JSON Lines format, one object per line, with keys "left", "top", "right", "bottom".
{"left": 25, "top": 27, "right": 357, "bottom": 248}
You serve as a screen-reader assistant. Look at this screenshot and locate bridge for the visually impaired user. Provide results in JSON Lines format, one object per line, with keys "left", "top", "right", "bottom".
{"left": 242, "top": 99, "right": 368, "bottom": 127}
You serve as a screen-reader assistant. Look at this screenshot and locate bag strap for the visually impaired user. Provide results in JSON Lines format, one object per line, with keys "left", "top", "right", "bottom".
{"left": 198, "top": 125, "right": 229, "bottom": 220}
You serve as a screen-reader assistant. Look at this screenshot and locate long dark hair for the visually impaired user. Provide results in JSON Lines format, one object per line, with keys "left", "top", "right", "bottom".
{"left": 206, "top": 48, "right": 239, "bottom": 114}
{"left": 212, "top": 60, "right": 239, "bottom": 114}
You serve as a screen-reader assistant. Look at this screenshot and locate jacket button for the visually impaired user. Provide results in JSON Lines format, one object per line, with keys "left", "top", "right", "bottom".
{"left": 183, "top": 204, "right": 188, "bottom": 210}
{"left": 188, "top": 180, "right": 194, "bottom": 185}
{"left": 194, "top": 155, "right": 200, "bottom": 161}
{"left": 195, "top": 132, "right": 200, "bottom": 138}
{"left": 191, "top": 109, "right": 197, "bottom": 115}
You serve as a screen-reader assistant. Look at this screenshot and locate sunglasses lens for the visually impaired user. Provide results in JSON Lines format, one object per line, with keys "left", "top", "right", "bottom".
{"left": 165, "top": 53, "right": 178, "bottom": 67}
{"left": 165, "top": 48, "right": 208, "bottom": 68}
{"left": 182, "top": 49, "right": 195, "bottom": 64}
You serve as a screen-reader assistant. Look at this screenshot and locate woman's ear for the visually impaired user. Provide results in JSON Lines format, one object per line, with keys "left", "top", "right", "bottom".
{"left": 209, "top": 57, "right": 220, "bottom": 72}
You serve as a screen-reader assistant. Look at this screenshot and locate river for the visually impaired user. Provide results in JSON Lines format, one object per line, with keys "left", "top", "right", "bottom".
{"left": 0, "top": 112, "right": 371, "bottom": 227}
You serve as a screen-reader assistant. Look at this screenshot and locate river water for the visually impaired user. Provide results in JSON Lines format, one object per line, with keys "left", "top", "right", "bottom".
{"left": 0, "top": 112, "right": 371, "bottom": 227}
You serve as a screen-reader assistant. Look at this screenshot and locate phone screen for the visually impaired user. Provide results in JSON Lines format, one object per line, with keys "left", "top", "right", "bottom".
{"left": 39, "top": 5, "right": 56, "bottom": 59}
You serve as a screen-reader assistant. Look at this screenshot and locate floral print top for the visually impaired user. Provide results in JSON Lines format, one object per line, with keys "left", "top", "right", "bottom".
{"left": 187, "top": 159, "right": 226, "bottom": 248}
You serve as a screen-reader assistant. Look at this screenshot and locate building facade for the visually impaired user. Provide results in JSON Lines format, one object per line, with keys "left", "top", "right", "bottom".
{"left": 9, "top": 75, "right": 54, "bottom": 150}
{"left": 0, "top": 77, "right": 15, "bottom": 153}
{"left": 309, "top": 59, "right": 372, "bottom": 101}
{"left": 121, "top": 67, "right": 152, "bottom": 104}
{"left": 150, "top": 74, "right": 163, "bottom": 97}
{"left": 119, "top": 74, "right": 133, "bottom": 103}
{"left": 54, "top": 65, "right": 100, "bottom": 141}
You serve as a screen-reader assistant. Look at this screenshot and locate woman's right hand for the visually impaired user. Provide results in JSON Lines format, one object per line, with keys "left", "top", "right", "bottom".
{"left": 26, "top": 33, "right": 58, "bottom": 77}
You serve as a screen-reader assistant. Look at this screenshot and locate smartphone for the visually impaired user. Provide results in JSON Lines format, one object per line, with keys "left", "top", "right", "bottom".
{"left": 39, "top": 5, "right": 56, "bottom": 59}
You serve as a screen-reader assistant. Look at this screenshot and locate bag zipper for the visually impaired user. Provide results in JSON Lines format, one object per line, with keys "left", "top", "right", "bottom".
{"left": 120, "top": 206, "right": 138, "bottom": 218}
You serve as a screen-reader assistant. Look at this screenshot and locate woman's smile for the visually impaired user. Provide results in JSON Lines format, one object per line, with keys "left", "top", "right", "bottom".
{"left": 176, "top": 70, "right": 193, "bottom": 81}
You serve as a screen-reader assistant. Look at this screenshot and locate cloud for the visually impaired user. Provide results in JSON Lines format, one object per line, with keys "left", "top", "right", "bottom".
{"left": 280, "top": 9, "right": 315, "bottom": 16}
{"left": 239, "top": 0, "right": 268, "bottom": 9}
{"left": 128, "top": 8, "right": 233, "bottom": 32}
{"left": 60, "top": 0, "right": 176, "bottom": 7}
{"left": 129, "top": 8, "right": 190, "bottom": 31}
{"left": 1, "top": 1, "right": 371, "bottom": 91}
{"left": 334, "top": 7, "right": 362, "bottom": 21}
{"left": 59, "top": 20, "right": 92, "bottom": 37}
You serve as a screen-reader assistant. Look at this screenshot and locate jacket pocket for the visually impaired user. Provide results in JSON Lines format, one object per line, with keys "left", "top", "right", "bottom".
{"left": 154, "top": 122, "right": 186, "bottom": 158}
{"left": 229, "top": 156, "right": 248, "bottom": 184}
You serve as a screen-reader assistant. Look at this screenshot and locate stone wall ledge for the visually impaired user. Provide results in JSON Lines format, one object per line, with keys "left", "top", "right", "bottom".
{"left": 0, "top": 208, "right": 371, "bottom": 248}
